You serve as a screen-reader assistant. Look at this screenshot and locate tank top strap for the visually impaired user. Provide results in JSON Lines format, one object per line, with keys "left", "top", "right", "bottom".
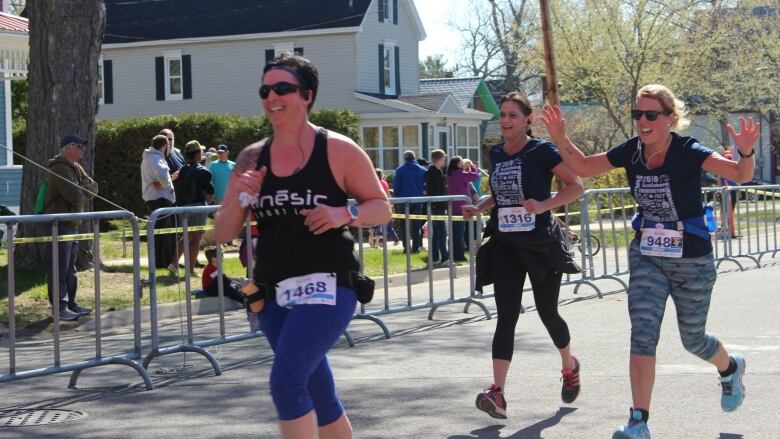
{"left": 310, "top": 128, "right": 329, "bottom": 164}
{"left": 255, "top": 137, "right": 273, "bottom": 171}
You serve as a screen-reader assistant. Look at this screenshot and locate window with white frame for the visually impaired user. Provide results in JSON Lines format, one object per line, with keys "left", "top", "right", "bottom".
{"left": 456, "top": 126, "right": 481, "bottom": 163}
{"left": 362, "top": 127, "right": 379, "bottom": 168}
{"left": 402, "top": 125, "right": 420, "bottom": 160}
{"left": 97, "top": 56, "right": 104, "bottom": 105}
{"left": 383, "top": 126, "right": 400, "bottom": 170}
{"left": 163, "top": 49, "right": 183, "bottom": 100}
{"left": 274, "top": 42, "right": 294, "bottom": 57}
{"left": 383, "top": 0, "right": 394, "bottom": 23}
{"left": 383, "top": 45, "right": 395, "bottom": 95}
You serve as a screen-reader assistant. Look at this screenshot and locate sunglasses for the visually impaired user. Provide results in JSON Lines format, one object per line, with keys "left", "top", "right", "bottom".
{"left": 631, "top": 109, "right": 671, "bottom": 121}
{"left": 259, "top": 82, "right": 301, "bottom": 99}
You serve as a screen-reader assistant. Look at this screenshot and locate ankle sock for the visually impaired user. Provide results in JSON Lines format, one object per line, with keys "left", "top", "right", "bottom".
{"left": 719, "top": 357, "right": 737, "bottom": 377}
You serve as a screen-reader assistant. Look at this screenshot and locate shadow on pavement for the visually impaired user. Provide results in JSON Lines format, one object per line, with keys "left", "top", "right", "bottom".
{"left": 447, "top": 407, "right": 577, "bottom": 438}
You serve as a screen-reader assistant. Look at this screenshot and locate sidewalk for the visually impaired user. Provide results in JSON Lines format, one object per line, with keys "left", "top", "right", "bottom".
{"left": 1, "top": 263, "right": 778, "bottom": 438}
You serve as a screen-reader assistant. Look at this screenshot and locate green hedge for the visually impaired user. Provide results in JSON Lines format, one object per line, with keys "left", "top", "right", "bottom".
{"left": 13, "top": 109, "right": 360, "bottom": 215}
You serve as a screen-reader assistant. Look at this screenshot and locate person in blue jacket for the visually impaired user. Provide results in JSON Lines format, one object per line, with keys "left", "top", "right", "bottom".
{"left": 542, "top": 84, "right": 759, "bottom": 439}
{"left": 392, "top": 150, "right": 427, "bottom": 253}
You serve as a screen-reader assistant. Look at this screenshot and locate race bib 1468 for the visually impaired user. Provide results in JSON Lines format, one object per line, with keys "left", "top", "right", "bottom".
{"left": 276, "top": 272, "right": 337, "bottom": 308}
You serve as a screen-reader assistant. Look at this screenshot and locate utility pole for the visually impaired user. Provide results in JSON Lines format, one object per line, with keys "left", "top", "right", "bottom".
{"left": 539, "top": 0, "right": 559, "bottom": 106}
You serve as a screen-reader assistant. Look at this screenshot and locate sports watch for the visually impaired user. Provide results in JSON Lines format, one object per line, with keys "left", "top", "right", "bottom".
{"left": 345, "top": 205, "right": 359, "bottom": 227}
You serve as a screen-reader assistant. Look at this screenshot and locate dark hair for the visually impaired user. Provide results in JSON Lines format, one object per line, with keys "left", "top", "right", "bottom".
{"left": 205, "top": 247, "right": 217, "bottom": 262}
{"left": 263, "top": 53, "right": 319, "bottom": 111}
{"left": 430, "top": 149, "right": 445, "bottom": 162}
{"left": 185, "top": 149, "right": 200, "bottom": 161}
{"left": 446, "top": 155, "right": 463, "bottom": 176}
{"left": 499, "top": 91, "right": 534, "bottom": 137}
{"left": 375, "top": 168, "right": 384, "bottom": 179}
{"left": 152, "top": 134, "right": 168, "bottom": 150}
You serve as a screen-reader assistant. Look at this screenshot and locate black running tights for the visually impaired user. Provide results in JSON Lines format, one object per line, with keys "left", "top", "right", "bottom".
{"left": 491, "top": 246, "right": 570, "bottom": 361}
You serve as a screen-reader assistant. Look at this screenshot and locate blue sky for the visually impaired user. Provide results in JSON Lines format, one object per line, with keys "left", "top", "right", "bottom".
{"left": 413, "top": 0, "right": 466, "bottom": 63}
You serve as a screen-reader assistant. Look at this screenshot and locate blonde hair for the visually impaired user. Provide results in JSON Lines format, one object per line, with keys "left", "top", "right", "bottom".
{"left": 636, "top": 84, "right": 690, "bottom": 131}
{"left": 159, "top": 128, "right": 174, "bottom": 138}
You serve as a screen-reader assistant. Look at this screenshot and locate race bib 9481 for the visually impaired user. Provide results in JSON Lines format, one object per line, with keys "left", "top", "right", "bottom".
{"left": 640, "top": 228, "right": 683, "bottom": 258}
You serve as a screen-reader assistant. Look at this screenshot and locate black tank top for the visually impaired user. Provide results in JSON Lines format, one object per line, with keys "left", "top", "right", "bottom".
{"left": 250, "top": 128, "right": 359, "bottom": 283}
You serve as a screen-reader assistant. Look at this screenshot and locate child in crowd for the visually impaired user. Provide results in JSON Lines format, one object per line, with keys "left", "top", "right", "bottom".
{"left": 201, "top": 247, "right": 245, "bottom": 304}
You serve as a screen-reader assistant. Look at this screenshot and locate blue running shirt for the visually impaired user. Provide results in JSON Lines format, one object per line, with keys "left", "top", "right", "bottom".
{"left": 606, "top": 133, "right": 714, "bottom": 257}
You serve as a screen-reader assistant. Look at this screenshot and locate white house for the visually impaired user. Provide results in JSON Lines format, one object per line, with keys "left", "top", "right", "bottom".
{"left": 98, "top": 0, "right": 493, "bottom": 170}
{"left": 0, "top": 8, "right": 27, "bottom": 213}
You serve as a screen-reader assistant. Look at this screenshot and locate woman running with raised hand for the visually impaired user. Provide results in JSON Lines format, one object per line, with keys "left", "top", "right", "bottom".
{"left": 463, "top": 91, "right": 584, "bottom": 419}
{"left": 214, "top": 54, "right": 391, "bottom": 439}
{"left": 541, "top": 84, "right": 758, "bottom": 439}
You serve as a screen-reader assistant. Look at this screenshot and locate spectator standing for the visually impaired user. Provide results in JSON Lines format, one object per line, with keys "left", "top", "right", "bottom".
{"left": 160, "top": 128, "right": 184, "bottom": 190}
{"left": 171, "top": 140, "right": 215, "bottom": 274}
{"left": 209, "top": 144, "right": 235, "bottom": 204}
{"left": 446, "top": 156, "right": 479, "bottom": 261}
{"left": 393, "top": 150, "right": 427, "bottom": 253}
{"left": 141, "top": 134, "right": 178, "bottom": 269}
{"left": 42, "top": 134, "right": 98, "bottom": 321}
{"left": 423, "top": 149, "right": 449, "bottom": 263}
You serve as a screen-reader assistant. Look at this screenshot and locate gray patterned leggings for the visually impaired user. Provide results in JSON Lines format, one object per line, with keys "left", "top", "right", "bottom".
{"left": 627, "top": 240, "right": 720, "bottom": 359}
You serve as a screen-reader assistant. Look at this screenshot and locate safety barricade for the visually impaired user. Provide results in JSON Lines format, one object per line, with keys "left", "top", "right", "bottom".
{"left": 141, "top": 205, "right": 263, "bottom": 376}
{"left": 0, "top": 211, "right": 152, "bottom": 390}
{"left": 719, "top": 185, "right": 780, "bottom": 269}
{"left": 350, "top": 196, "right": 490, "bottom": 340}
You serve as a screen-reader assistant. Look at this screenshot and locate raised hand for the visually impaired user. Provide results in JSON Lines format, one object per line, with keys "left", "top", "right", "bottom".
{"left": 540, "top": 105, "right": 567, "bottom": 141}
{"left": 728, "top": 116, "right": 760, "bottom": 157}
{"left": 236, "top": 166, "right": 266, "bottom": 207}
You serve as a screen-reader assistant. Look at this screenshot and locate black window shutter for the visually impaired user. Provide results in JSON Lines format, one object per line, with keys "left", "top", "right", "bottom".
{"left": 393, "top": 0, "right": 398, "bottom": 24}
{"left": 182, "top": 54, "right": 192, "bottom": 99}
{"left": 294, "top": 47, "right": 304, "bottom": 56}
{"left": 265, "top": 49, "right": 275, "bottom": 65}
{"left": 155, "top": 56, "right": 164, "bottom": 101}
{"left": 378, "top": 0, "right": 385, "bottom": 21}
{"left": 394, "top": 46, "right": 401, "bottom": 96}
{"left": 103, "top": 60, "right": 113, "bottom": 104}
{"left": 378, "top": 44, "right": 384, "bottom": 95}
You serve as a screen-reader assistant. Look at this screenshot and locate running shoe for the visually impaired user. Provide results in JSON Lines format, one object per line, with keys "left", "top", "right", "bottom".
{"left": 613, "top": 411, "right": 651, "bottom": 439}
{"left": 475, "top": 384, "right": 507, "bottom": 419}
{"left": 561, "top": 356, "right": 581, "bottom": 403}
{"left": 720, "top": 353, "right": 746, "bottom": 412}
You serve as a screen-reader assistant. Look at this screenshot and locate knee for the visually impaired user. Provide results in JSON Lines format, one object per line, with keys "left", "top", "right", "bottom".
{"left": 269, "top": 373, "right": 312, "bottom": 420}
{"left": 681, "top": 331, "right": 718, "bottom": 360}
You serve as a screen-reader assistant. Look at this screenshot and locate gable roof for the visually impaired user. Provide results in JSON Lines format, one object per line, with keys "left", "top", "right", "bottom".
{"left": 398, "top": 93, "right": 454, "bottom": 112}
{"left": 103, "top": 0, "right": 373, "bottom": 45}
{"left": 419, "top": 77, "right": 482, "bottom": 108}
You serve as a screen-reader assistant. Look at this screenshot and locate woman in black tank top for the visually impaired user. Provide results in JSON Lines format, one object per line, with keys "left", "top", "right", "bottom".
{"left": 214, "top": 54, "right": 391, "bottom": 439}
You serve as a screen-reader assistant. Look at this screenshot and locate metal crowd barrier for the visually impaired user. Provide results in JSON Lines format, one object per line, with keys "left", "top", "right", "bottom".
{"left": 0, "top": 211, "right": 152, "bottom": 390}
{"left": 720, "top": 184, "right": 780, "bottom": 268}
{"left": 350, "top": 195, "right": 490, "bottom": 340}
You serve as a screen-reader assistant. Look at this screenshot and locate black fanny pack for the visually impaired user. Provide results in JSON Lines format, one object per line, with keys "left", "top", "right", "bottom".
{"left": 251, "top": 271, "right": 375, "bottom": 307}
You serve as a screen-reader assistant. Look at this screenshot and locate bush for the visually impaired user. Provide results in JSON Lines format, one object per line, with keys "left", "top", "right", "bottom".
{"left": 13, "top": 109, "right": 360, "bottom": 216}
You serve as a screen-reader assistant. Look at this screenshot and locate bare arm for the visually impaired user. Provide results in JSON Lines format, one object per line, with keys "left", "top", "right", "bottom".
{"left": 522, "top": 162, "right": 584, "bottom": 214}
{"left": 540, "top": 105, "right": 615, "bottom": 178}
{"left": 702, "top": 117, "right": 759, "bottom": 184}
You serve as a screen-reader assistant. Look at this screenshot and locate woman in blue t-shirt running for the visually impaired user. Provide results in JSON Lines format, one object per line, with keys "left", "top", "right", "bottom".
{"left": 463, "top": 92, "right": 584, "bottom": 420}
{"left": 541, "top": 84, "right": 759, "bottom": 439}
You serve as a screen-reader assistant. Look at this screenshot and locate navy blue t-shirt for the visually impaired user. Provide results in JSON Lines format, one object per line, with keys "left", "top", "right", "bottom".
{"left": 488, "top": 138, "right": 562, "bottom": 231}
{"left": 606, "top": 133, "right": 714, "bottom": 257}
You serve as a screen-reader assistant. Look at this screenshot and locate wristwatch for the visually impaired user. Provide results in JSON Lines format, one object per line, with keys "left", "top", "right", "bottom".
{"left": 345, "top": 205, "right": 359, "bottom": 227}
{"left": 738, "top": 148, "right": 755, "bottom": 158}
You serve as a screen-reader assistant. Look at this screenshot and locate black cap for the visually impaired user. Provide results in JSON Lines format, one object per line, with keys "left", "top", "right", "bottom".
{"left": 60, "top": 133, "right": 88, "bottom": 148}
{"left": 217, "top": 144, "right": 229, "bottom": 152}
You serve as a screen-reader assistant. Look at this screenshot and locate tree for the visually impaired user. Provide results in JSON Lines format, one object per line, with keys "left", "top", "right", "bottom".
{"left": 17, "top": 0, "right": 106, "bottom": 268}
{"left": 419, "top": 54, "right": 452, "bottom": 78}
{"left": 451, "top": 0, "right": 544, "bottom": 95}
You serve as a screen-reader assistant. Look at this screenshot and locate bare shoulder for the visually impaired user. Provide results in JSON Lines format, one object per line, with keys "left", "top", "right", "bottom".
{"left": 326, "top": 130, "right": 367, "bottom": 160}
{"left": 234, "top": 138, "right": 269, "bottom": 173}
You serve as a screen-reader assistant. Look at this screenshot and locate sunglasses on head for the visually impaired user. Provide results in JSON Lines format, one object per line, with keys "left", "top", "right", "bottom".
{"left": 631, "top": 109, "right": 671, "bottom": 121}
{"left": 259, "top": 82, "right": 301, "bottom": 99}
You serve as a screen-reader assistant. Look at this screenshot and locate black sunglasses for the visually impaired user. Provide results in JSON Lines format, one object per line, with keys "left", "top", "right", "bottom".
{"left": 259, "top": 82, "right": 301, "bottom": 99}
{"left": 631, "top": 109, "right": 671, "bottom": 121}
